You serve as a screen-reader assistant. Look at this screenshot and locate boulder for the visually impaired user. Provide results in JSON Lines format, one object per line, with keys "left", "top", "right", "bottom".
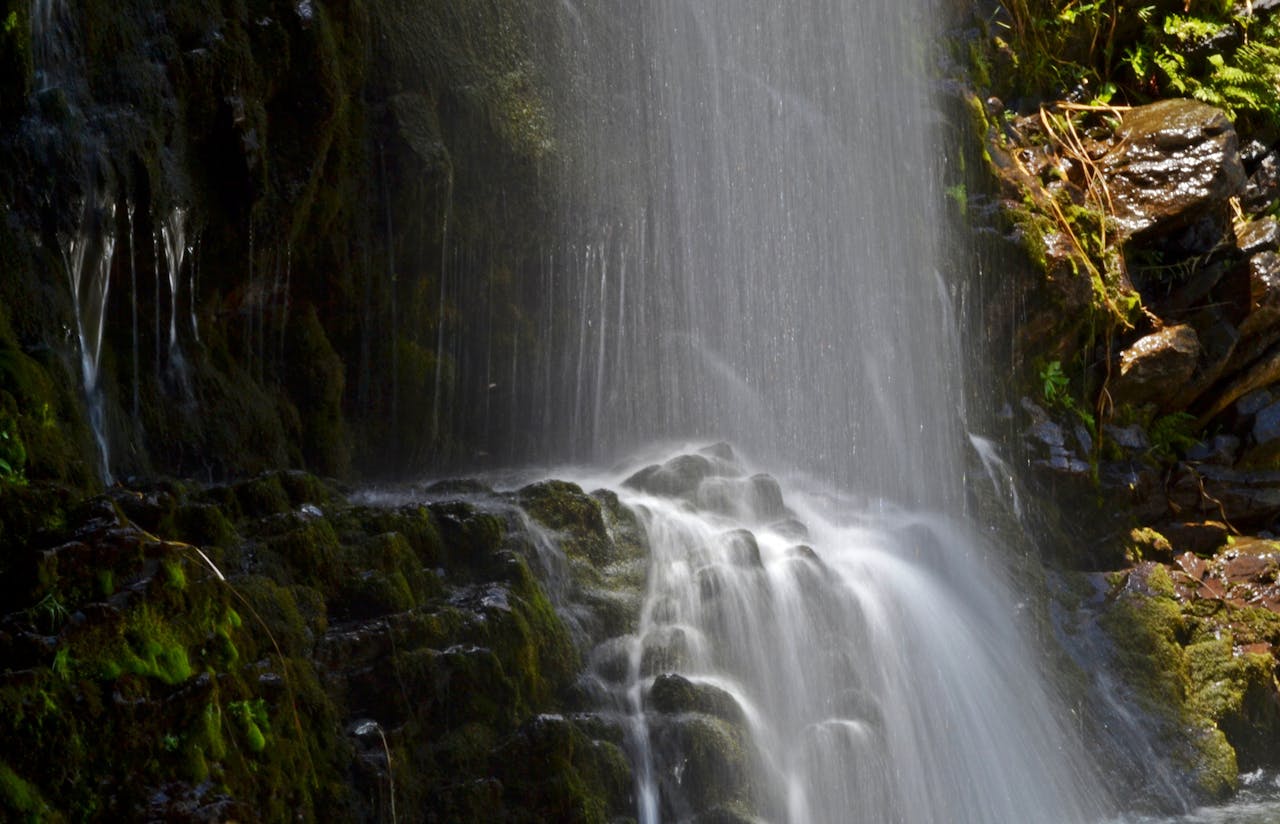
{"left": 1236, "top": 218, "right": 1280, "bottom": 257}
{"left": 1111, "top": 325, "right": 1201, "bottom": 409}
{"left": 1099, "top": 100, "right": 1247, "bottom": 241}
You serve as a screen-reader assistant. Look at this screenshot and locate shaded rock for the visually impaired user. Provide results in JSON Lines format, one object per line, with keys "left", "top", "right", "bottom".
{"left": 1162, "top": 522, "right": 1232, "bottom": 557}
{"left": 1185, "top": 435, "right": 1240, "bottom": 467}
{"left": 1099, "top": 100, "right": 1246, "bottom": 241}
{"left": 1241, "top": 400, "right": 1280, "bottom": 469}
{"left": 1196, "top": 339, "right": 1280, "bottom": 427}
{"left": 1112, "top": 325, "right": 1201, "bottom": 409}
{"left": 1239, "top": 252, "right": 1280, "bottom": 338}
{"left": 1104, "top": 424, "right": 1150, "bottom": 453}
{"left": 1172, "top": 307, "right": 1239, "bottom": 410}
{"left": 1239, "top": 390, "right": 1276, "bottom": 418}
{"left": 1169, "top": 464, "right": 1280, "bottom": 527}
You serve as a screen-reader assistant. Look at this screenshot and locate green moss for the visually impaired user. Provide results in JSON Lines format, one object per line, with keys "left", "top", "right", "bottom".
{"left": 1191, "top": 725, "right": 1238, "bottom": 800}
{"left": 1099, "top": 584, "right": 1189, "bottom": 714}
{"left": 0, "top": 762, "right": 50, "bottom": 819}
{"left": 162, "top": 557, "right": 187, "bottom": 590}
{"left": 229, "top": 699, "right": 271, "bottom": 753}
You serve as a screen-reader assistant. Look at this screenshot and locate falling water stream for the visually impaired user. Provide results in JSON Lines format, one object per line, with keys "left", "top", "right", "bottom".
{"left": 494, "top": 0, "right": 1117, "bottom": 818}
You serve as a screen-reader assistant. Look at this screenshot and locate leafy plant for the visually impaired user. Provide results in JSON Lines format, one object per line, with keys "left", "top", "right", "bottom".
{"left": 1040, "top": 359, "right": 1097, "bottom": 430}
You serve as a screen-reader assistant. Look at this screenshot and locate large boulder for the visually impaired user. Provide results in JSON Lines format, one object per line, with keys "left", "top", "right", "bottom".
{"left": 1111, "top": 324, "right": 1201, "bottom": 409}
{"left": 1099, "top": 100, "right": 1246, "bottom": 243}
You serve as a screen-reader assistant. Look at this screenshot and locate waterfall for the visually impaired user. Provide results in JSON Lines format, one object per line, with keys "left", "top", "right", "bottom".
{"left": 510, "top": 0, "right": 1115, "bottom": 820}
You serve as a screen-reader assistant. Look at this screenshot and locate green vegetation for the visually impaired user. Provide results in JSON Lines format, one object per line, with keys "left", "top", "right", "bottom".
{"left": 1041, "top": 359, "right": 1096, "bottom": 430}
{"left": 991, "top": 0, "right": 1280, "bottom": 131}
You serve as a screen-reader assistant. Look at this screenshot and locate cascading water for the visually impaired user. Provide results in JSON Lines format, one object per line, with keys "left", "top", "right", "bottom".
{"left": 160, "top": 207, "right": 193, "bottom": 391}
{"left": 501, "top": 0, "right": 1116, "bottom": 820}
{"left": 61, "top": 192, "right": 117, "bottom": 484}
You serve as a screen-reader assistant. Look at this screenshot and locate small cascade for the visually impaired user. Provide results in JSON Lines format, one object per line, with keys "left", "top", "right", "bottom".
{"left": 29, "top": 0, "right": 74, "bottom": 91}
{"left": 968, "top": 432, "right": 1023, "bottom": 520}
{"left": 159, "top": 208, "right": 188, "bottom": 362}
{"left": 570, "top": 445, "right": 1109, "bottom": 823}
{"left": 152, "top": 230, "right": 162, "bottom": 381}
{"left": 189, "top": 232, "right": 202, "bottom": 345}
{"left": 126, "top": 201, "right": 139, "bottom": 420}
{"left": 60, "top": 192, "right": 118, "bottom": 483}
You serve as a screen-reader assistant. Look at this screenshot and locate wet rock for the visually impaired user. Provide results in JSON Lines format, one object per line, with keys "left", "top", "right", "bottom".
{"left": 695, "top": 473, "right": 788, "bottom": 522}
{"left": 771, "top": 517, "right": 809, "bottom": 540}
{"left": 624, "top": 454, "right": 719, "bottom": 500}
{"left": 1243, "top": 149, "right": 1280, "bottom": 214}
{"left": 651, "top": 713, "right": 754, "bottom": 818}
{"left": 1237, "top": 218, "right": 1279, "bottom": 257}
{"left": 1111, "top": 325, "right": 1201, "bottom": 409}
{"left": 787, "top": 544, "right": 821, "bottom": 564}
{"left": 719, "top": 530, "right": 762, "bottom": 568}
{"left": 642, "top": 626, "right": 693, "bottom": 676}
{"left": 648, "top": 673, "right": 745, "bottom": 724}
{"left": 1098, "top": 100, "right": 1246, "bottom": 242}
{"left": 1176, "top": 551, "right": 1210, "bottom": 582}
{"left": 421, "top": 478, "right": 495, "bottom": 497}
{"left": 517, "top": 479, "right": 615, "bottom": 567}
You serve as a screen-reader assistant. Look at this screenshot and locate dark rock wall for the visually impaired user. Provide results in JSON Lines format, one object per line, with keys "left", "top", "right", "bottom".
{"left": 0, "top": 0, "right": 577, "bottom": 488}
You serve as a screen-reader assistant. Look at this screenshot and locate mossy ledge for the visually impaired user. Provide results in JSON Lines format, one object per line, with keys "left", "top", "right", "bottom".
{"left": 0, "top": 471, "right": 641, "bottom": 821}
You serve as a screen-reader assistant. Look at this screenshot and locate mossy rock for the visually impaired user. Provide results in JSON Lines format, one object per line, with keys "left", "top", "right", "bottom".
{"left": 648, "top": 674, "right": 745, "bottom": 725}
{"left": 492, "top": 714, "right": 633, "bottom": 823}
{"left": 332, "top": 503, "right": 445, "bottom": 567}
{"left": 517, "top": 480, "right": 614, "bottom": 566}
{"left": 429, "top": 499, "right": 507, "bottom": 575}
{"left": 1099, "top": 577, "right": 1189, "bottom": 712}
{"left": 160, "top": 501, "right": 239, "bottom": 549}
{"left": 652, "top": 713, "right": 755, "bottom": 818}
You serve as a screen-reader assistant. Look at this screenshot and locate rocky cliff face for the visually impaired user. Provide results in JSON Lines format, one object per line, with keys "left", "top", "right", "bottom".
{"left": 0, "top": 0, "right": 579, "bottom": 488}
